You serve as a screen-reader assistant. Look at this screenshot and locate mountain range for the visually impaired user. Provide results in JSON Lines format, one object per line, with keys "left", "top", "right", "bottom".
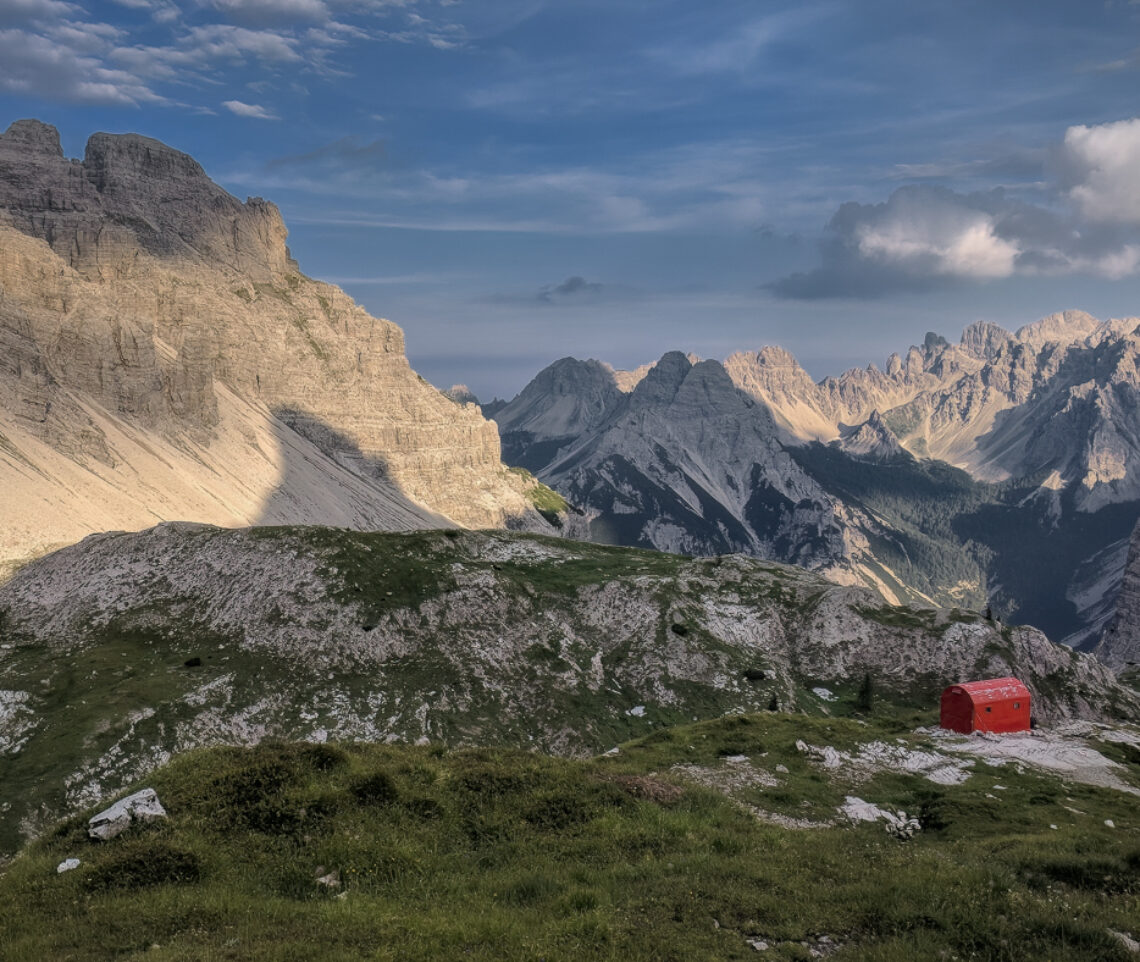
{"left": 491, "top": 311, "right": 1140, "bottom": 659}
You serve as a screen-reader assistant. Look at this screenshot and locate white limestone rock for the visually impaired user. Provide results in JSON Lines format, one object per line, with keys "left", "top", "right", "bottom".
{"left": 88, "top": 788, "right": 167, "bottom": 841}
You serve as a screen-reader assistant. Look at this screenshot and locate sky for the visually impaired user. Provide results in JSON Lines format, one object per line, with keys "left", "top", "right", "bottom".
{"left": 3, "top": 0, "right": 1140, "bottom": 400}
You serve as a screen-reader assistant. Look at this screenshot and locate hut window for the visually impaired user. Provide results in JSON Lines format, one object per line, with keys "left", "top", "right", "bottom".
{"left": 1014, "top": 702, "right": 1020, "bottom": 709}
{"left": 985, "top": 706, "right": 992, "bottom": 712}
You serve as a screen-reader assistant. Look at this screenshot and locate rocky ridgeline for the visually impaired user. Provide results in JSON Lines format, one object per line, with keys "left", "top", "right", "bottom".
{"left": 492, "top": 311, "right": 1140, "bottom": 653}
{"left": 0, "top": 119, "right": 550, "bottom": 566}
{"left": 724, "top": 311, "right": 1140, "bottom": 508}
{"left": 0, "top": 523, "right": 1134, "bottom": 852}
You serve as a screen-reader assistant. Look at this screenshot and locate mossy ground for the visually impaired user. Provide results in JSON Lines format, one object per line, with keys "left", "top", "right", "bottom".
{"left": 2, "top": 712, "right": 1138, "bottom": 962}
{"left": 507, "top": 465, "right": 571, "bottom": 525}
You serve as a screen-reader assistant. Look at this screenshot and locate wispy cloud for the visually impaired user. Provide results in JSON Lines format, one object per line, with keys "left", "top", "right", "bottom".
{"left": 0, "top": 26, "right": 167, "bottom": 104}
{"left": 0, "top": 0, "right": 458, "bottom": 111}
{"left": 222, "top": 98, "right": 277, "bottom": 118}
{"left": 645, "top": 6, "right": 833, "bottom": 77}
{"left": 238, "top": 136, "right": 779, "bottom": 235}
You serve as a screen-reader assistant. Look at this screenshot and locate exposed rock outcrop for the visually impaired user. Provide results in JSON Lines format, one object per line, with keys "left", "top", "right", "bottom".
{"left": 0, "top": 523, "right": 1133, "bottom": 852}
{"left": 0, "top": 119, "right": 552, "bottom": 566}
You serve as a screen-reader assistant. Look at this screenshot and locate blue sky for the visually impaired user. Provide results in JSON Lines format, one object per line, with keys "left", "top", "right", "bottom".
{"left": 3, "top": 0, "right": 1140, "bottom": 398}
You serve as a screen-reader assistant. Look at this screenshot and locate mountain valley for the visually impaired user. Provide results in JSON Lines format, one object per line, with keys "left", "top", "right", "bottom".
{"left": 1, "top": 114, "right": 1140, "bottom": 962}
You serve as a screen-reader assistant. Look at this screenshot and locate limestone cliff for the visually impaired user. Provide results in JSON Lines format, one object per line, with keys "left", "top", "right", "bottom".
{"left": 0, "top": 119, "right": 550, "bottom": 566}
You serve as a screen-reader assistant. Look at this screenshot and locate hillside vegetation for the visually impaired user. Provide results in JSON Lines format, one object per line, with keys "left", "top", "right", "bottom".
{"left": 2, "top": 711, "right": 1139, "bottom": 961}
{"left": 2, "top": 526, "right": 1134, "bottom": 857}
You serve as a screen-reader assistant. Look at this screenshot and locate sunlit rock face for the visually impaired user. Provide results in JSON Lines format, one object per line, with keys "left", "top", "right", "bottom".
{"left": 0, "top": 119, "right": 549, "bottom": 567}
{"left": 724, "top": 311, "right": 1140, "bottom": 508}
{"left": 493, "top": 310, "right": 1140, "bottom": 654}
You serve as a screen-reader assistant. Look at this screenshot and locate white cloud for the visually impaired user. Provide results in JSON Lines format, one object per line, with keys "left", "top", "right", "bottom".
{"left": 222, "top": 98, "right": 278, "bottom": 118}
{"left": 183, "top": 23, "right": 302, "bottom": 61}
{"left": 1064, "top": 117, "right": 1140, "bottom": 225}
{"left": 0, "top": 27, "right": 165, "bottom": 104}
{"left": 0, "top": 0, "right": 80, "bottom": 24}
{"left": 210, "top": 0, "right": 329, "bottom": 25}
{"left": 772, "top": 117, "right": 1140, "bottom": 298}
{"left": 856, "top": 211, "right": 1018, "bottom": 279}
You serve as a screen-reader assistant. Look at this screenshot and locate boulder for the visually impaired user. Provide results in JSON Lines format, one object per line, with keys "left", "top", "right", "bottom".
{"left": 88, "top": 788, "right": 167, "bottom": 841}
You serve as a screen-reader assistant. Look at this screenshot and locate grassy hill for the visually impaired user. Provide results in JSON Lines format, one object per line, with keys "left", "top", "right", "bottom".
{"left": 2, "top": 711, "right": 1139, "bottom": 961}
{"left": 1, "top": 525, "right": 1134, "bottom": 859}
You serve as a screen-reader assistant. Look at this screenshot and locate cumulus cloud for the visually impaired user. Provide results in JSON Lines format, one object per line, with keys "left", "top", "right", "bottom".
{"left": 770, "top": 117, "right": 1140, "bottom": 298}
{"left": 222, "top": 98, "right": 277, "bottom": 118}
{"left": 1064, "top": 117, "right": 1140, "bottom": 224}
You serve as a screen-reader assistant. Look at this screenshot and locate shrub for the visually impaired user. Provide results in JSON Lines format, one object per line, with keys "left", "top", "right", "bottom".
{"left": 350, "top": 772, "right": 400, "bottom": 806}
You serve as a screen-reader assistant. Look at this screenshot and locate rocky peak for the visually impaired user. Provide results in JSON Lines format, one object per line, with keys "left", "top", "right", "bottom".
{"left": 629, "top": 351, "right": 693, "bottom": 410}
{"left": 443, "top": 384, "right": 480, "bottom": 406}
{"left": 1015, "top": 310, "right": 1102, "bottom": 352}
{"left": 83, "top": 132, "right": 209, "bottom": 193}
{"left": 670, "top": 358, "right": 762, "bottom": 419}
{"left": 0, "top": 119, "right": 290, "bottom": 281}
{"left": 492, "top": 357, "right": 624, "bottom": 439}
{"left": 0, "top": 119, "right": 63, "bottom": 158}
{"left": 922, "top": 331, "right": 950, "bottom": 357}
{"left": 836, "top": 410, "right": 906, "bottom": 460}
{"left": 961, "top": 320, "right": 1013, "bottom": 361}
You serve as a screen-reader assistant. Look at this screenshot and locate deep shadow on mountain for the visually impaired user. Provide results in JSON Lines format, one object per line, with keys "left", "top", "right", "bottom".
{"left": 787, "top": 443, "right": 1140, "bottom": 646}
{"left": 253, "top": 406, "right": 449, "bottom": 531}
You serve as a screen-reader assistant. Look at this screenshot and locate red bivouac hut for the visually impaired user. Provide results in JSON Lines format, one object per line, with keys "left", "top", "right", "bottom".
{"left": 940, "top": 677, "right": 1031, "bottom": 734}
